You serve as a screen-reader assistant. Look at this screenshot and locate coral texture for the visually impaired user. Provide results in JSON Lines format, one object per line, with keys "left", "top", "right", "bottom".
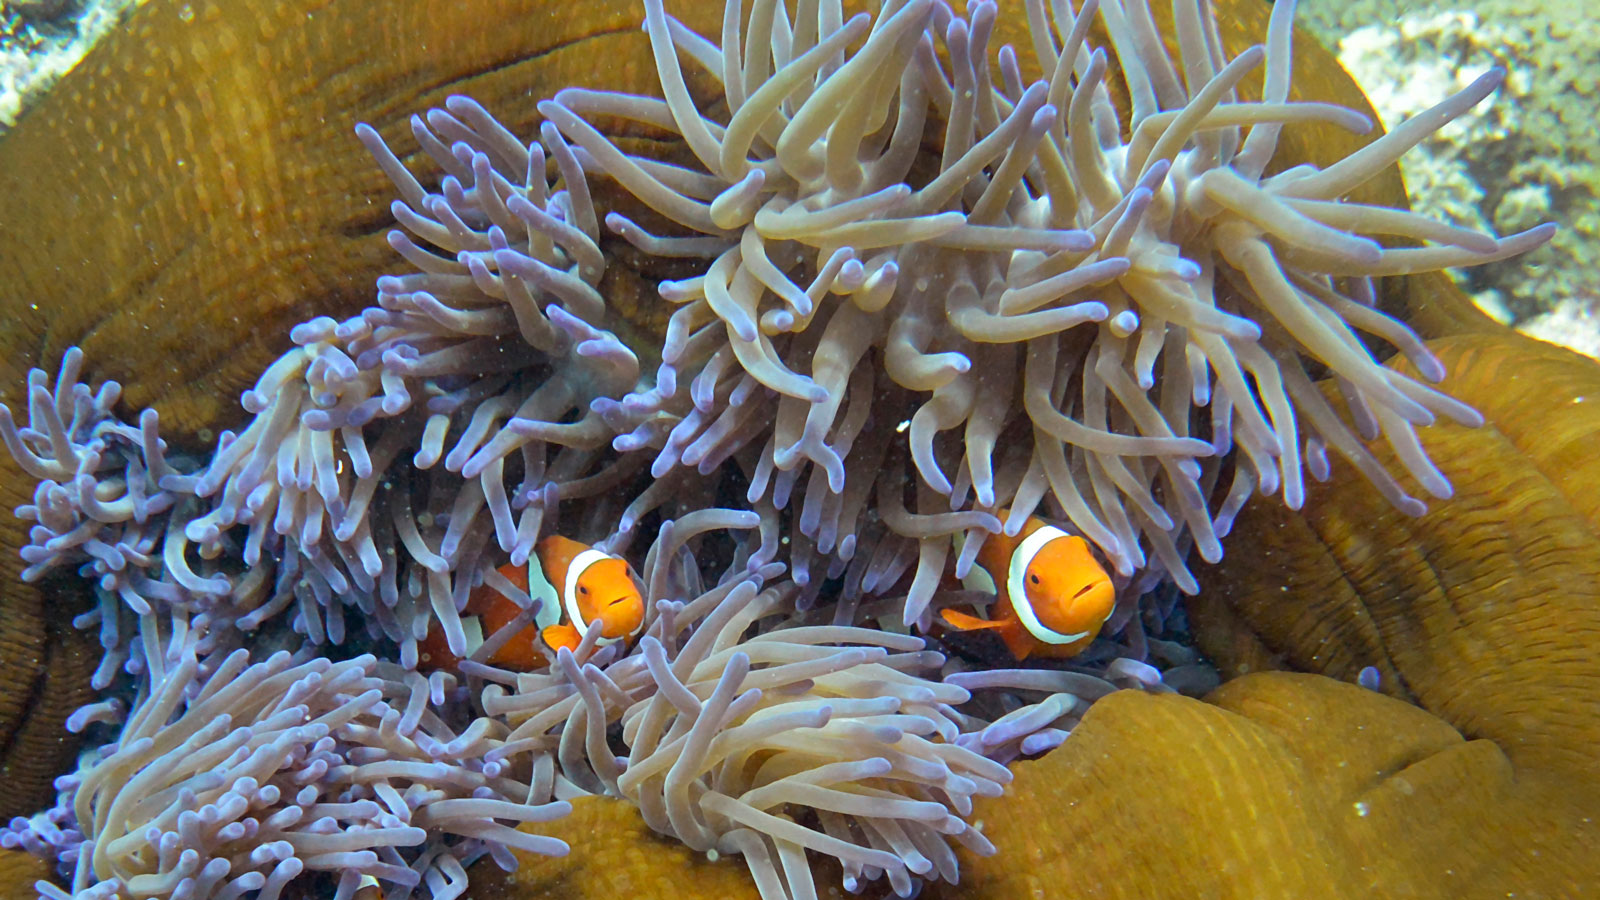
{"left": 1298, "top": 0, "right": 1600, "bottom": 351}
{"left": 0, "top": 848, "right": 56, "bottom": 899}
{"left": 938, "top": 672, "right": 1600, "bottom": 899}
{"left": 465, "top": 797, "right": 768, "bottom": 900}
{"left": 1194, "top": 330, "right": 1600, "bottom": 780}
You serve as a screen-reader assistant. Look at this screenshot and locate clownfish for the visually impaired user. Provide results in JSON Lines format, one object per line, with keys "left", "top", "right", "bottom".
{"left": 419, "top": 535, "right": 646, "bottom": 671}
{"left": 937, "top": 514, "right": 1116, "bottom": 660}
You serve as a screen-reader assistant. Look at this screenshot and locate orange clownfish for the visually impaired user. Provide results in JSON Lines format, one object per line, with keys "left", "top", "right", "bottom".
{"left": 938, "top": 515, "right": 1116, "bottom": 660}
{"left": 419, "top": 536, "right": 646, "bottom": 671}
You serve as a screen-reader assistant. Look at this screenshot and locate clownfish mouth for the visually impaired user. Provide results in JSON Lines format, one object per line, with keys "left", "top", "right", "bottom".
{"left": 1071, "top": 582, "right": 1104, "bottom": 600}
{"left": 598, "top": 595, "right": 645, "bottom": 633}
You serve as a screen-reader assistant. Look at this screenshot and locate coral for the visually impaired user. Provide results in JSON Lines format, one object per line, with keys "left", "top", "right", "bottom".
{"left": 0, "top": 602, "right": 98, "bottom": 819}
{"left": 1193, "top": 330, "right": 1600, "bottom": 779}
{"left": 1298, "top": 0, "right": 1600, "bottom": 349}
{"left": 464, "top": 797, "right": 768, "bottom": 900}
{"left": 0, "top": 848, "right": 56, "bottom": 899}
{"left": 936, "top": 672, "right": 1600, "bottom": 899}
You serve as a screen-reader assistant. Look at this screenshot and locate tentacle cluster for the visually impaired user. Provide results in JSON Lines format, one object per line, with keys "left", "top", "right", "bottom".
{"left": 33, "top": 646, "right": 568, "bottom": 900}
{"left": 538, "top": 0, "right": 1548, "bottom": 619}
{"left": 158, "top": 99, "right": 645, "bottom": 668}
{"left": 472, "top": 513, "right": 1041, "bottom": 900}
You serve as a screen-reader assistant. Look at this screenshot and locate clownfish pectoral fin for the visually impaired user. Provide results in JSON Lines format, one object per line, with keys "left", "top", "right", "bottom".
{"left": 940, "top": 608, "right": 1008, "bottom": 632}
{"left": 541, "top": 622, "right": 583, "bottom": 655}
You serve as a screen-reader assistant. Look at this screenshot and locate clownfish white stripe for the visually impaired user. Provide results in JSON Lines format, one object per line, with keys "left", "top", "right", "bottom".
{"left": 1006, "top": 524, "right": 1092, "bottom": 645}
{"left": 563, "top": 547, "right": 622, "bottom": 645}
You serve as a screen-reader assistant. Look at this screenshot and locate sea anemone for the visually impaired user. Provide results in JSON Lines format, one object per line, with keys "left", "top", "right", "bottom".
{"left": 534, "top": 0, "right": 1550, "bottom": 620}
{"left": 35, "top": 646, "right": 568, "bottom": 900}
{"left": 0, "top": 0, "right": 1561, "bottom": 896}
{"left": 0, "top": 347, "right": 251, "bottom": 691}
{"left": 474, "top": 511, "right": 1031, "bottom": 900}
{"left": 45, "top": 0, "right": 1548, "bottom": 661}
{"left": 148, "top": 94, "right": 645, "bottom": 669}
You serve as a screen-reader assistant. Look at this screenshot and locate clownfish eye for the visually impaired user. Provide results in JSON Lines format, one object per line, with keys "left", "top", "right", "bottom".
{"left": 578, "top": 585, "right": 589, "bottom": 594}
{"left": 1029, "top": 573, "right": 1040, "bottom": 585}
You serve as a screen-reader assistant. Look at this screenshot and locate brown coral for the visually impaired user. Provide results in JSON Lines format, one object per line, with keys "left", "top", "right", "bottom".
{"left": 0, "top": 605, "right": 98, "bottom": 819}
{"left": 465, "top": 797, "right": 764, "bottom": 900}
{"left": 939, "top": 671, "right": 1600, "bottom": 899}
{"left": 1192, "top": 330, "right": 1600, "bottom": 780}
{"left": 0, "top": 847, "right": 56, "bottom": 899}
